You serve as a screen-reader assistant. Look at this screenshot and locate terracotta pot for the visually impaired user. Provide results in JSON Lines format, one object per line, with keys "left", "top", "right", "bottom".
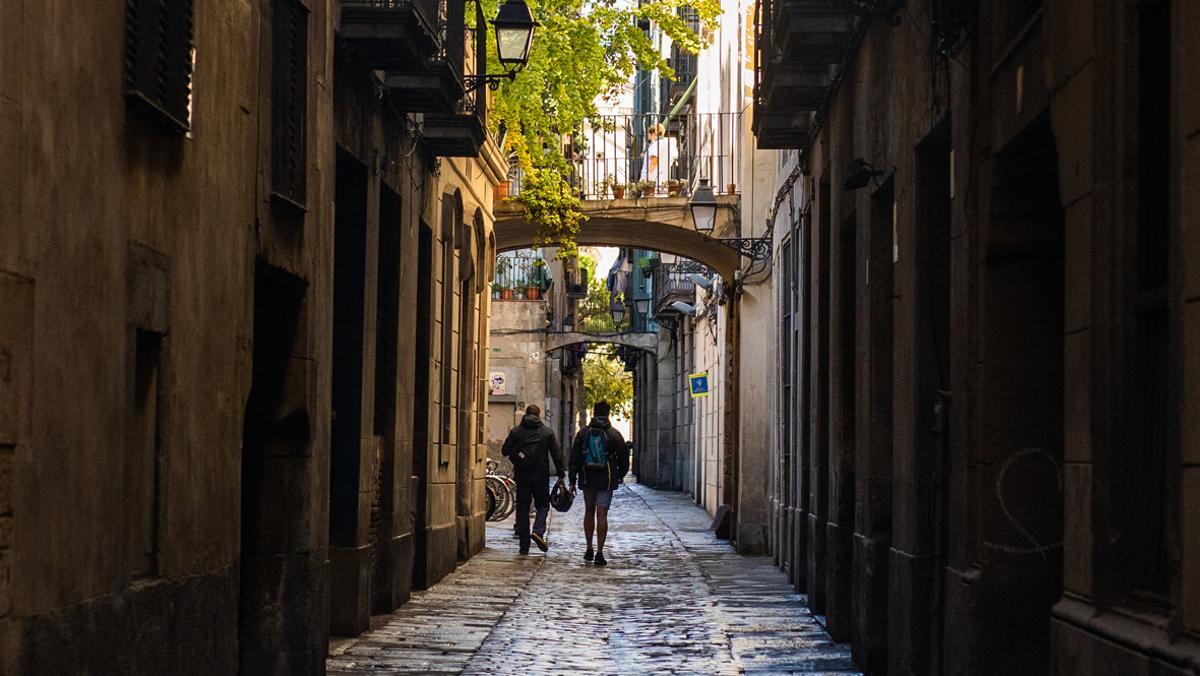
{"left": 494, "top": 181, "right": 509, "bottom": 200}
{"left": 500, "top": 288, "right": 513, "bottom": 300}
{"left": 726, "top": 183, "right": 737, "bottom": 194}
{"left": 612, "top": 185, "right": 626, "bottom": 199}
{"left": 526, "top": 287, "right": 541, "bottom": 300}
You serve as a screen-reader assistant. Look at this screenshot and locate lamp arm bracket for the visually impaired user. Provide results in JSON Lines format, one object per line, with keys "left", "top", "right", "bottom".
{"left": 713, "top": 236, "right": 772, "bottom": 262}
{"left": 463, "top": 72, "right": 517, "bottom": 93}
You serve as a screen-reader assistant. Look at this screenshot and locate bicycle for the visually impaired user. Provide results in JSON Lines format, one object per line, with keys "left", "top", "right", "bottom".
{"left": 485, "top": 458, "right": 518, "bottom": 522}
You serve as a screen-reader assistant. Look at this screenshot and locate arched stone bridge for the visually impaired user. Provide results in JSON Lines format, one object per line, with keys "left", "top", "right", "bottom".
{"left": 493, "top": 195, "right": 742, "bottom": 279}
{"left": 543, "top": 330, "right": 658, "bottom": 354}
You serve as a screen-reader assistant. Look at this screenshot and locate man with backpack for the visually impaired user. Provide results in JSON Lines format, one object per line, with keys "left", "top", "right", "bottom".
{"left": 569, "top": 401, "right": 629, "bottom": 566}
{"left": 501, "top": 404, "right": 566, "bottom": 555}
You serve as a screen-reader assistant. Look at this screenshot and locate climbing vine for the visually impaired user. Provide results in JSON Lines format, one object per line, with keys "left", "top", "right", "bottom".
{"left": 518, "top": 164, "right": 585, "bottom": 259}
{"left": 481, "top": 0, "right": 722, "bottom": 254}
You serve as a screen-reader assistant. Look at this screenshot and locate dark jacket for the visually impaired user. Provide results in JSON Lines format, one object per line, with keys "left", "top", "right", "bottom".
{"left": 501, "top": 414, "right": 565, "bottom": 483}
{"left": 569, "top": 417, "right": 629, "bottom": 491}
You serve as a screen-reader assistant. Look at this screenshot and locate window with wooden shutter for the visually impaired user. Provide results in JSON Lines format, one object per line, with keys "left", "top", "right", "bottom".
{"left": 124, "top": 0, "right": 195, "bottom": 132}
{"left": 272, "top": 0, "right": 309, "bottom": 207}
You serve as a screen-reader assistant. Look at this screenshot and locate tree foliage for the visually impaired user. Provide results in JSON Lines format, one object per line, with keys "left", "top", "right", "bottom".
{"left": 583, "top": 345, "right": 633, "bottom": 418}
{"left": 576, "top": 253, "right": 618, "bottom": 333}
{"left": 479, "top": 0, "right": 722, "bottom": 253}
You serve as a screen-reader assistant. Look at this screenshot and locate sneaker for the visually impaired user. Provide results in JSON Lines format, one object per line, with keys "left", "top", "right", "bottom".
{"left": 531, "top": 532, "right": 548, "bottom": 552}
{"left": 594, "top": 551, "right": 607, "bottom": 566}
{"left": 584, "top": 547, "right": 594, "bottom": 562}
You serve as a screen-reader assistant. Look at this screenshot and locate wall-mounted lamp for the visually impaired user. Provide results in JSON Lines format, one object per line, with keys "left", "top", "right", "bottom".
{"left": 686, "top": 273, "right": 713, "bottom": 289}
{"left": 463, "top": 0, "right": 538, "bottom": 92}
{"left": 843, "top": 158, "right": 884, "bottom": 190}
{"left": 689, "top": 178, "right": 771, "bottom": 261}
{"left": 670, "top": 301, "right": 696, "bottom": 315}
{"left": 610, "top": 298, "right": 627, "bottom": 325}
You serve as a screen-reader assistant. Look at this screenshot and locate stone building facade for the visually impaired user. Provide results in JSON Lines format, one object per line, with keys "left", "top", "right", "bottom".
{"left": 0, "top": 0, "right": 501, "bottom": 672}
{"left": 484, "top": 250, "right": 586, "bottom": 466}
{"left": 757, "top": 0, "right": 1200, "bottom": 673}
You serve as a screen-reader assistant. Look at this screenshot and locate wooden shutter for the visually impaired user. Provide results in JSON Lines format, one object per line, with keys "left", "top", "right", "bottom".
{"left": 124, "top": 0, "right": 195, "bottom": 132}
{"left": 272, "top": 0, "right": 310, "bottom": 206}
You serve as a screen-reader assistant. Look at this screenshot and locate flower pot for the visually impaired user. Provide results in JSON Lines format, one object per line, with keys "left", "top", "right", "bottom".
{"left": 526, "top": 287, "right": 541, "bottom": 300}
{"left": 500, "top": 289, "right": 513, "bottom": 300}
{"left": 726, "top": 183, "right": 737, "bottom": 194}
{"left": 612, "top": 185, "right": 626, "bottom": 199}
{"left": 494, "top": 181, "right": 509, "bottom": 200}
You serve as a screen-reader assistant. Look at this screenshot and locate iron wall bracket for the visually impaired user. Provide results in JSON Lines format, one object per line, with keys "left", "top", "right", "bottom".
{"left": 714, "top": 236, "right": 772, "bottom": 262}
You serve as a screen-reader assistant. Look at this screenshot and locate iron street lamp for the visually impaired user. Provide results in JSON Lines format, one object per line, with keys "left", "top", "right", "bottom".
{"left": 634, "top": 297, "right": 651, "bottom": 317}
{"left": 688, "top": 177, "right": 771, "bottom": 262}
{"left": 610, "top": 298, "right": 627, "bottom": 325}
{"left": 464, "top": 0, "right": 538, "bottom": 92}
{"left": 689, "top": 178, "right": 718, "bottom": 235}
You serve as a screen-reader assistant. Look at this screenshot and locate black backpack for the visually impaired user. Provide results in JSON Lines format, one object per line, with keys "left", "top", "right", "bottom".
{"left": 509, "top": 433, "right": 542, "bottom": 472}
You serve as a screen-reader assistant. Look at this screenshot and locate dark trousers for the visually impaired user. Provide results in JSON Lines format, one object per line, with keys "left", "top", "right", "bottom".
{"left": 515, "top": 478, "right": 550, "bottom": 550}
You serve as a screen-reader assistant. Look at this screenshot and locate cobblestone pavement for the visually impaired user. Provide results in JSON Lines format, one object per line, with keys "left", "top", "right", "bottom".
{"left": 328, "top": 482, "right": 858, "bottom": 675}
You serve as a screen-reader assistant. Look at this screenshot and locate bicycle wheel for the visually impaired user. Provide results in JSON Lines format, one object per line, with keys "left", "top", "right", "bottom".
{"left": 495, "top": 477, "right": 517, "bottom": 521}
{"left": 485, "top": 476, "right": 509, "bottom": 522}
{"left": 485, "top": 482, "right": 497, "bottom": 520}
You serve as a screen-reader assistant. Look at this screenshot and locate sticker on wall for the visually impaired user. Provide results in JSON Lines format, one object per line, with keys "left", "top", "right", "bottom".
{"left": 689, "top": 371, "right": 711, "bottom": 398}
{"left": 489, "top": 372, "right": 507, "bottom": 395}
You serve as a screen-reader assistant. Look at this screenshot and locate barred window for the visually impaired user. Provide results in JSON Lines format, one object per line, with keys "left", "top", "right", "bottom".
{"left": 124, "top": 0, "right": 195, "bottom": 132}
{"left": 272, "top": 0, "right": 309, "bottom": 207}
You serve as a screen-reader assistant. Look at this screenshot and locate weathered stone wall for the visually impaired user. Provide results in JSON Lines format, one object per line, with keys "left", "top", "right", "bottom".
{"left": 0, "top": 0, "right": 334, "bottom": 672}
{"left": 0, "top": 0, "right": 502, "bottom": 669}
{"left": 763, "top": 0, "right": 1200, "bottom": 673}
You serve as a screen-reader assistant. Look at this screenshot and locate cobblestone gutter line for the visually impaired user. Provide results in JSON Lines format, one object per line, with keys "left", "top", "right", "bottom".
{"left": 328, "top": 482, "right": 858, "bottom": 675}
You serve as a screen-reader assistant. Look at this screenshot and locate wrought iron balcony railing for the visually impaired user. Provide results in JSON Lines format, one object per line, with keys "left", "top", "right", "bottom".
{"left": 652, "top": 261, "right": 700, "bottom": 313}
{"left": 503, "top": 112, "right": 742, "bottom": 201}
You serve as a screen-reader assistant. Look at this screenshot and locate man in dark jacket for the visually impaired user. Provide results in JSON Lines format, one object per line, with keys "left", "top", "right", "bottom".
{"left": 501, "top": 404, "right": 565, "bottom": 554}
{"left": 569, "top": 401, "right": 629, "bottom": 566}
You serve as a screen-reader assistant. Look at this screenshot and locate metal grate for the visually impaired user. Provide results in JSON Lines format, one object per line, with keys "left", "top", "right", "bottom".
{"left": 272, "top": 0, "right": 309, "bottom": 206}
{"left": 124, "top": 0, "right": 195, "bottom": 132}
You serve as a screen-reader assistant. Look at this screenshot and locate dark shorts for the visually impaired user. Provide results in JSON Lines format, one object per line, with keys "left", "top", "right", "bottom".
{"left": 582, "top": 488, "right": 614, "bottom": 509}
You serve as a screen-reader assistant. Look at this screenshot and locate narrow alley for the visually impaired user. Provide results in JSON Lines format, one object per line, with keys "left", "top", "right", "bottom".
{"left": 329, "top": 482, "right": 857, "bottom": 674}
{"left": 4, "top": 0, "right": 1200, "bottom": 674}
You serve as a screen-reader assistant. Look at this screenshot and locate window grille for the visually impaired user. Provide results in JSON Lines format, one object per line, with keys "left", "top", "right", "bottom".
{"left": 124, "top": 0, "right": 195, "bottom": 132}
{"left": 272, "top": 0, "right": 310, "bottom": 206}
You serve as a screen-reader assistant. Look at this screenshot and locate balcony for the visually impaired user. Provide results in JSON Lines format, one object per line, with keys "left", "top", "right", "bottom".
{"left": 491, "top": 250, "right": 551, "bottom": 301}
{"left": 505, "top": 113, "right": 743, "bottom": 201}
{"left": 752, "top": 0, "right": 856, "bottom": 149}
{"left": 421, "top": 11, "right": 487, "bottom": 156}
{"left": 384, "top": 0, "right": 467, "bottom": 117}
{"left": 652, "top": 261, "right": 699, "bottom": 315}
{"left": 340, "top": 0, "right": 440, "bottom": 71}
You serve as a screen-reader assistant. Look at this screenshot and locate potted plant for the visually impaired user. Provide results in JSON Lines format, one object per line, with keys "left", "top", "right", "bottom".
{"left": 598, "top": 175, "right": 617, "bottom": 199}
{"left": 611, "top": 179, "right": 626, "bottom": 199}
{"left": 726, "top": 182, "right": 737, "bottom": 194}
{"left": 667, "top": 179, "right": 683, "bottom": 195}
{"left": 626, "top": 181, "right": 643, "bottom": 199}
{"left": 525, "top": 283, "right": 542, "bottom": 300}
{"left": 490, "top": 281, "right": 503, "bottom": 299}
{"left": 499, "top": 283, "right": 514, "bottom": 300}
{"left": 636, "top": 255, "right": 656, "bottom": 278}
